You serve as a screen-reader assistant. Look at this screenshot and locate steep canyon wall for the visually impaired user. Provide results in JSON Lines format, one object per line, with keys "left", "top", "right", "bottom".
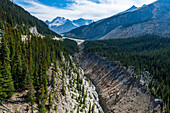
{"left": 74, "top": 51, "right": 160, "bottom": 113}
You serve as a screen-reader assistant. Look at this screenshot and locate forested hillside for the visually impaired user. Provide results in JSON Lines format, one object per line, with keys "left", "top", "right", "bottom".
{"left": 0, "top": 0, "right": 89, "bottom": 112}
{"left": 0, "top": 21, "right": 68, "bottom": 110}
{"left": 0, "top": 0, "right": 61, "bottom": 37}
{"left": 84, "top": 35, "right": 170, "bottom": 112}
{"left": 0, "top": 23, "right": 102, "bottom": 112}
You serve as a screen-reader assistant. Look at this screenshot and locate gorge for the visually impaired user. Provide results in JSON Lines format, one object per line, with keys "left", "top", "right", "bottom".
{"left": 0, "top": 0, "right": 169, "bottom": 112}
{"left": 74, "top": 51, "right": 160, "bottom": 113}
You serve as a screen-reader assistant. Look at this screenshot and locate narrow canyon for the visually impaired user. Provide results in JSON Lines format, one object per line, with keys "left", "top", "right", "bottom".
{"left": 74, "top": 51, "right": 160, "bottom": 113}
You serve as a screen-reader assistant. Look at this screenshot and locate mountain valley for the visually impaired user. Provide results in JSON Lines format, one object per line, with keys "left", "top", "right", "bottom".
{"left": 0, "top": 0, "right": 169, "bottom": 113}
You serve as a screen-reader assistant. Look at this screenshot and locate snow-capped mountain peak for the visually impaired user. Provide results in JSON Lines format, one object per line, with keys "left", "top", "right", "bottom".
{"left": 47, "top": 17, "right": 68, "bottom": 27}
{"left": 45, "top": 17, "right": 93, "bottom": 34}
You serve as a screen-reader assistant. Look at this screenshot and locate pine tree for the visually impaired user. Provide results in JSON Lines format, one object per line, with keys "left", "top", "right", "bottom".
{"left": 23, "top": 61, "right": 30, "bottom": 89}
{"left": 9, "top": 35, "right": 16, "bottom": 83}
{"left": 77, "top": 105, "right": 80, "bottom": 113}
{"left": 13, "top": 47, "right": 23, "bottom": 89}
{"left": 88, "top": 102, "right": 91, "bottom": 113}
{"left": 0, "top": 37, "right": 11, "bottom": 64}
{"left": 49, "top": 93, "right": 52, "bottom": 109}
{"left": 61, "top": 81, "right": 66, "bottom": 96}
{"left": 38, "top": 84, "right": 47, "bottom": 113}
{"left": 51, "top": 70, "right": 55, "bottom": 88}
{"left": 77, "top": 73, "right": 80, "bottom": 91}
{"left": 26, "top": 75, "right": 35, "bottom": 113}
{"left": 28, "top": 37, "right": 33, "bottom": 73}
{"left": 1, "top": 61, "right": 15, "bottom": 98}
{"left": 0, "top": 63, "right": 8, "bottom": 100}
{"left": 41, "top": 65, "right": 48, "bottom": 100}
{"left": 33, "top": 68, "right": 40, "bottom": 90}
{"left": 0, "top": 38, "right": 15, "bottom": 98}
{"left": 92, "top": 104, "right": 95, "bottom": 113}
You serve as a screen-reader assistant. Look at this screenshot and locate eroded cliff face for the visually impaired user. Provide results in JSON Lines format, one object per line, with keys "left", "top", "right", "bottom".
{"left": 74, "top": 51, "right": 160, "bottom": 113}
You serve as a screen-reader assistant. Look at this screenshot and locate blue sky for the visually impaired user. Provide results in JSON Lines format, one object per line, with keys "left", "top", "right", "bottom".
{"left": 13, "top": 0, "right": 157, "bottom": 21}
{"left": 14, "top": 0, "right": 74, "bottom": 8}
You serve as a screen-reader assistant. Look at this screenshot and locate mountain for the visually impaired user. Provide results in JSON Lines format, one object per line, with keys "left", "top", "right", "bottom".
{"left": 65, "top": 0, "right": 170, "bottom": 40}
{"left": 45, "top": 17, "right": 93, "bottom": 34}
{"left": 117, "top": 5, "right": 137, "bottom": 15}
{"left": 0, "top": 0, "right": 61, "bottom": 37}
{"left": 73, "top": 18, "right": 93, "bottom": 27}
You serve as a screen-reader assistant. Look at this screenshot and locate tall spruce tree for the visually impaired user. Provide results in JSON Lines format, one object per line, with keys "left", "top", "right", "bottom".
{"left": 27, "top": 76, "right": 35, "bottom": 113}
{"left": 51, "top": 70, "right": 55, "bottom": 88}
{"left": 23, "top": 60, "right": 30, "bottom": 89}
{"left": 0, "top": 62, "right": 8, "bottom": 100}
{"left": 38, "top": 84, "right": 47, "bottom": 113}
{"left": 0, "top": 37, "right": 15, "bottom": 98}
{"left": 13, "top": 44, "right": 23, "bottom": 90}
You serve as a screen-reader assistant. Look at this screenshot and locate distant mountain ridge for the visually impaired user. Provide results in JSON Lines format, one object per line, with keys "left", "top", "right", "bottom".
{"left": 45, "top": 17, "right": 93, "bottom": 34}
{"left": 65, "top": 0, "right": 170, "bottom": 40}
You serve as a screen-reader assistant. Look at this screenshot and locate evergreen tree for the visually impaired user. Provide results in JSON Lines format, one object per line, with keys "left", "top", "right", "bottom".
{"left": 33, "top": 69, "right": 40, "bottom": 90}
{"left": 88, "top": 102, "right": 91, "bottom": 113}
{"left": 77, "top": 73, "right": 80, "bottom": 91}
{"left": 13, "top": 46, "right": 23, "bottom": 89}
{"left": 92, "top": 104, "right": 95, "bottom": 113}
{"left": 23, "top": 61, "right": 30, "bottom": 89}
{"left": 26, "top": 76, "right": 35, "bottom": 113}
{"left": 9, "top": 35, "right": 16, "bottom": 83}
{"left": 0, "top": 38, "right": 15, "bottom": 98}
{"left": 51, "top": 70, "right": 55, "bottom": 88}
{"left": 77, "top": 105, "right": 80, "bottom": 113}
{"left": 49, "top": 93, "right": 52, "bottom": 109}
{"left": 0, "top": 63, "right": 8, "bottom": 100}
{"left": 38, "top": 84, "right": 47, "bottom": 113}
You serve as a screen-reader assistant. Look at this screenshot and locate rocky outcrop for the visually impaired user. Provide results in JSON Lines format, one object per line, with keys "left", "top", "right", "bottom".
{"left": 29, "top": 27, "right": 45, "bottom": 38}
{"left": 74, "top": 51, "right": 160, "bottom": 113}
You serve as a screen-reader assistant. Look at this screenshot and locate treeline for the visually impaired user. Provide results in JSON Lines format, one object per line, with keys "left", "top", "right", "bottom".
{"left": 0, "top": 0, "right": 61, "bottom": 37}
{"left": 0, "top": 23, "right": 73, "bottom": 112}
{"left": 84, "top": 35, "right": 170, "bottom": 112}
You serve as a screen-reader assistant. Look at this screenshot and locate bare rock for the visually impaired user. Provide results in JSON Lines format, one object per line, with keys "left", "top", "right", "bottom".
{"left": 74, "top": 51, "right": 160, "bottom": 113}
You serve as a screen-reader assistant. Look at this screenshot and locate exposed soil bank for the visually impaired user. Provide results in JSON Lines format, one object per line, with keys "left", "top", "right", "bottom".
{"left": 74, "top": 51, "right": 160, "bottom": 113}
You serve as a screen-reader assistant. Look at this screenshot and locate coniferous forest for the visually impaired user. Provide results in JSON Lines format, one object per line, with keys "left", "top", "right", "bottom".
{"left": 0, "top": 22, "right": 77, "bottom": 111}
{"left": 84, "top": 35, "right": 170, "bottom": 112}
{"left": 0, "top": 0, "right": 79, "bottom": 112}
{"left": 0, "top": 0, "right": 170, "bottom": 112}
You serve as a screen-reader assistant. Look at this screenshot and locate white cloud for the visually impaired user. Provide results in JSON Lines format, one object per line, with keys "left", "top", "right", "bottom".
{"left": 16, "top": 0, "right": 157, "bottom": 21}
